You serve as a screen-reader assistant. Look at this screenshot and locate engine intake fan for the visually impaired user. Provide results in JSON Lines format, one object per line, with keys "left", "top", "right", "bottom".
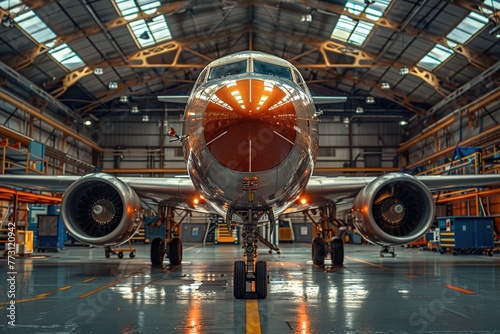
{"left": 61, "top": 173, "right": 143, "bottom": 246}
{"left": 352, "top": 173, "right": 435, "bottom": 245}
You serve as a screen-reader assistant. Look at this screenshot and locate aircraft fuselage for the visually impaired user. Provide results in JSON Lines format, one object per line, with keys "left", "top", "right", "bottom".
{"left": 182, "top": 51, "right": 319, "bottom": 216}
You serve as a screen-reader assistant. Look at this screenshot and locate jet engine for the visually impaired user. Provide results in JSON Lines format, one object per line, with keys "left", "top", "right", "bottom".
{"left": 352, "top": 173, "right": 435, "bottom": 245}
{"left": 61, "top": 173, "right": 143, "bottom": 246}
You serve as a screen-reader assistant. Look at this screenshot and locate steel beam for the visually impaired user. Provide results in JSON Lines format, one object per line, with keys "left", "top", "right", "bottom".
{"left": 0, "top": 89, "right": 103, "bottom": 152}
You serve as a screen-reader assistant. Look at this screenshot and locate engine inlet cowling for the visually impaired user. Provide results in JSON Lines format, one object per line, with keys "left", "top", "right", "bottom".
{"left": 61, "top": 173, "right": 143, "bottom": 246}
{"left": 352, "top": 173, "right": 435, "bottom": 245}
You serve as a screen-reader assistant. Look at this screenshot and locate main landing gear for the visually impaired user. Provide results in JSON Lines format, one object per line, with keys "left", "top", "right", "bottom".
{"left": 150, "top": 203, "right": 186, "bottom": 266}
{"left": 232, "top": 208, "right": 270, "bottom": 299}
{"left": 307, "top": 205, "right": 345, "bottom": 266}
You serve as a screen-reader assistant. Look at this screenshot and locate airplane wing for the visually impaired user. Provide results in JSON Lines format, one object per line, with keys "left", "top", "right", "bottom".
{"left": 298, "top": 172, "right": 500, "bottom": 246}
{"left": 3, "top": 172, "right": 499, "bottom": 211}
{"left": 157, "top": 95, "right": 190, "bottom": 103}
{"left": 2, "top": 171, "right": 499, "bottom": 248}
{"left": 305, "top": 173, "right": 500, "bottom": 198}
{"left": 0, "top": 173, "right": 204, "bottom": 214}
{"left": 299, "top": 173, "right": 500, "bottom": 211}
{"left": 157, "top": 95, "right": 349, "bottom": 105}
{"left": 311, "top": 96, "right": 347, "bottom": 104}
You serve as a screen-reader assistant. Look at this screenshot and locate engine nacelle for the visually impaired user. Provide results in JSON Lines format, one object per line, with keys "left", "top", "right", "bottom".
{"left": 352, "top": 173, "right": 435, "bottom": 245}
{"left": 61, "top": 173, "right": 143, "bottom": 246}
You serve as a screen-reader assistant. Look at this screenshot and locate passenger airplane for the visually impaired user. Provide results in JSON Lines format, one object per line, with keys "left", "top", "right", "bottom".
{"left": 1, "top": 51, "right": 500, "bottom": 299}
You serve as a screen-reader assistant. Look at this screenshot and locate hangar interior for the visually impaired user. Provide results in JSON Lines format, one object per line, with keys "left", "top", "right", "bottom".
{"left": 1, "top": 1, "right": 500, "bottom": 333}
{"left": 0, "top": 0, "right": 499, "bottom": 250}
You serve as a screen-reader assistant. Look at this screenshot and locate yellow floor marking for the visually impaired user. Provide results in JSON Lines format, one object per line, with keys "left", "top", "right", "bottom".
{"left": 83, "top": 277, "right": 97, "bottom": 283}
{"left": 184, "top": 244, "right": 201, "bottom": 252}
{"left": 0, "top": 285, "right": 72, "bottom": 306}
{"left": 79, "top": 271, "right": 142, "bottom": 299}
{"left": 345, "top": 255, "right": 389, "bottom": 270}
{"left": 446, "top": 284, "right": 475, "bottom": 294}
{"left": 246, "top": 299, "right": 262, "bottom": 334}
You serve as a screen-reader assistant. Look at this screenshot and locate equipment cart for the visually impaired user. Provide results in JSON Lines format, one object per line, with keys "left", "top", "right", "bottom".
{"left": 105, "top": 240, "right": 136, "bottom": 259}
{"left": 438, "top": 216, "right": 494, "bottom": 256}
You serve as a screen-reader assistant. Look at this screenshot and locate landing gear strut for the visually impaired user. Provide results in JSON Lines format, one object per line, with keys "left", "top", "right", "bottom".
{"left": 232, "top": 208, "right": 269, "bottom": 299}
{"left": 307, "top": 205, "right": 345, "bottom": 266}
{"left": 150, "top": 203, "right": 186, "bottom": 266}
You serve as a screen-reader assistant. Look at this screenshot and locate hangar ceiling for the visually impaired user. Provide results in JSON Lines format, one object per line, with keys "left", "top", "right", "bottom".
{"left": 0, "top": 0, "right": 499, "bottom": 133}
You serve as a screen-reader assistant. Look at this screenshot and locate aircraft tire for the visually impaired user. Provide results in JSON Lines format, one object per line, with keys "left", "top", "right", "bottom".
{"left": 234, "top": 261, "right": 246, "bottom": 299}
{"left": 151, "top": 238, "right": 165, "bottom": 265}
{"left": 331, "top": 237, "right": 344, "bottom": 265}
{"left": 169, "top": 238, "right": 183, "bottom": 265}
{"left": 255, "top": 261, "right": 268, "bottom": 299}
{"left": 312, "top": 237, "right": 326, "bottom": 265}
{"left": 118, "top": 252, "right": 123, "bottom": 259}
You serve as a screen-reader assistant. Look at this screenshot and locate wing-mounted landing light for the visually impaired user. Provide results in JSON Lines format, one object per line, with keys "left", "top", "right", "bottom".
{"left": 168, "top": 127, "right": 188, "bottom": 142}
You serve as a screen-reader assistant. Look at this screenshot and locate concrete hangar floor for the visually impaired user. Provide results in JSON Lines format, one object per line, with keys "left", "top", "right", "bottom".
{"left": 2, "top": 243, "right": 499, "bottom": 334}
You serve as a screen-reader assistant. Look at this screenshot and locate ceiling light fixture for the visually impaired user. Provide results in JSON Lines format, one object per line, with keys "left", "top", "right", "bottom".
{"left": 139, "top": 31, "right": 150, "bottom": 40}
{"left": 300, "top": 14, "right": 312, "bottom": 22}
{"left": 1, "top": 15, "right": 15, "bottom": 28}
{"left": 399, "top": 120, "right": 408, "bottom": 126}
{"left": 381, "top": 82, "right": 391, "bottom": 90}
{"left": 366, "top": 96, "right": 375, "bottom": 104}
{"left": 142, "top": 115, "right": 149, "bottom": 122}
{"left": 131, "top": 106, "right": 139, "bottom": 113}
{"left": 399, "top": 67, "right": 409, "bottom": 75}
{"left": 93, "top": 68, "right": 103, "bottom": 75}
{"left": 356, "top": 107, "right": 364, "bottom": 113}
{"left": 489, "top": 25, "right": 500, "bottom": 39}
{"left": 120, "top": 95, "right": 128, "bottom": 103}
{"left": 108, "top": 82, "right": 118, "bottom": 89}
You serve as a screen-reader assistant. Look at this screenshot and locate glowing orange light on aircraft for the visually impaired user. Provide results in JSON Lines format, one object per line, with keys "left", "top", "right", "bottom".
{"left": 300, "top": 198, "right": 307, "bottom": 205}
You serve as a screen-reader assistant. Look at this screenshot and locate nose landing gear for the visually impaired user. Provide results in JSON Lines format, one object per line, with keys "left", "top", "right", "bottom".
{"left": 232, "top": 208, "right": 269, "bottom": 299}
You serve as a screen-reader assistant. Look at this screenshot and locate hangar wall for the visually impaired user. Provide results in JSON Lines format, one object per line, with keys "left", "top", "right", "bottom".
{"left": 0, "top": 99, "right": 93, "bottom": 175}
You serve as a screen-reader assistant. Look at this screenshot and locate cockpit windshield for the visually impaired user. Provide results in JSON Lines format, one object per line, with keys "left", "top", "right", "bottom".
{"left": 208, "top": 60, "right": 247, "bottom": 81}
{"left": 253, "top": 60, "right": 292, "bottom": 81}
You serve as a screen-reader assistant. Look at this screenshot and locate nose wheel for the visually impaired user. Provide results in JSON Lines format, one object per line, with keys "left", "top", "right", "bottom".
{"left": 233, "top": 260, "right": 268, "bottom": 299}
{"left": 232, "top": 209, "right": 269, "bottom": 299}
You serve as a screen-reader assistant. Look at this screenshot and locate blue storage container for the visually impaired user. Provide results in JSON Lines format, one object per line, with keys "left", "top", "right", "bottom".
{"left": 37, "top": 214, "right": 66, "bottom": 251}
{"left": 437, "top": 216, "right": 494, "bottom": 255}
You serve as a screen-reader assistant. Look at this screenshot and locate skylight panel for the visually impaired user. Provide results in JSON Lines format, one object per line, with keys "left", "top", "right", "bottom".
{"left": 331, "top": 15, "right": 374, "bottom": 46}
{"left": 480, "top": 0, "right": 500, "bottom": 15}
{"left": 129, "top": 15, "right": 172, "bottom": 48}
{"left": 13, "top": 10, "right": 56, "bottom": 44}
{"left": 330, "top": 0, "right": 391, "bottom": 46}
{"left": 114, "top": 0, "right": 161, "bottom": 20}
{"left": 345, "top": 0, "right": 391, "bottom": 21}
{"left": 446, "top": 12, "right": 488, "bottom": 45}
{"left": 417, "top": 44, "right": 454, "bottom": 70}
{"left": 113, "top": 0, "right": 168, "bottom": 48}
{"left": 0, "top": 0, "right": 22, "bottom": 9}
{"left": 115, "top": 0, "right": 139, "bottom": 20}
{"left": 49, "top": 44, "right": 85, "bottom": 70}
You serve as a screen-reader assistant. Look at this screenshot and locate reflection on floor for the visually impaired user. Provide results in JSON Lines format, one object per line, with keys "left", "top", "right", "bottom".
{"left": 1, "top": 243, "right": 499, "bottom": 333}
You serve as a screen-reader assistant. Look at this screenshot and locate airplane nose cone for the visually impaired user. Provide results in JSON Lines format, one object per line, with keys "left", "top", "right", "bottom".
{"left": 204, "top": 79, "right": 297, "bottom": 172}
